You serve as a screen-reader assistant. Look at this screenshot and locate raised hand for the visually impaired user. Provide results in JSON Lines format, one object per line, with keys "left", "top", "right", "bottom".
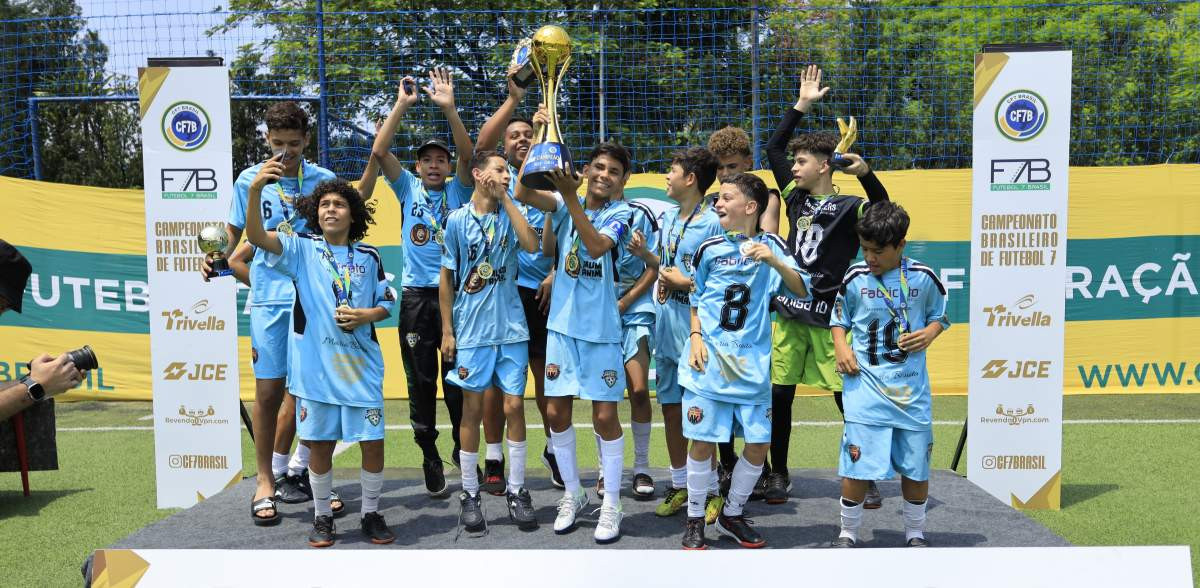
{"left": 424, "top": 67, "right": 455, "bottom": 110}
{"left": 795, "top": 64, "right": 830, "bottom": 112}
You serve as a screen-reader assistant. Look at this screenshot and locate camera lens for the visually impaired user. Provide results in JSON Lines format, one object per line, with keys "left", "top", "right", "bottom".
{"left": 66, "top": 345, "right": 99, "bottom": 371}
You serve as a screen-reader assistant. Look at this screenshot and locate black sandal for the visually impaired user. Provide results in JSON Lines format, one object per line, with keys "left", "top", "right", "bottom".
{"left": 330, "top": 490, "right": 345, "bottom": 517}
{"left": 251, "top": 495, "right": 281, "bottom": 527}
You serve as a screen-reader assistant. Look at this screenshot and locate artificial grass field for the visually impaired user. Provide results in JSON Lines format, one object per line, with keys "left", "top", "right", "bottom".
{"left": 1, "top": 394, "right": 1197, "bottom": 587}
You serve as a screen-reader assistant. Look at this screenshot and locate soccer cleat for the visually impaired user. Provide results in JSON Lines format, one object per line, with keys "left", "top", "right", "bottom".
{"left": 593, "top": 502, "right": 624, "bottom": 544}
{"left": 422, "top": 458, "right": 449, "bottom": 498}
{"left": 830, "top": 536, "right": 856, "bottom": 548}
{"left": 682, "top": 516, "right": 707, "bottom": 550}
{"left": 307, "top": 515, "right": 335, "bottom": 548}
{"left": 632, "top": 472, "right": 655, "bottom": 499}
{"left": 459, "top": 491, "right": 487, "bottom": 536}
{"left": 553, "top": 488, "right": 589, "bottom": 534}
{"left": 655, "top": 486, "right": 688, "bottom": 517}
{"left": 715, "top": 513, "right": 766, "bottom": 548}
{"left": 906, "top": 536, "right": 930, "bottom": 547}
{"left": 506, "top": 488, "right": 538, "bottom": 531}
{"left": 864, "top": 480, "right": 883, "bottom": 509}
{"left": 275, "top": 471, "right": 310, "bottom": 504}
{"left": 360, "top": 512, "right": 395, "bottom": 545}
{"left": 483, "top": 458, "right": 506, "bottom": 496}
{"left": 750, "top": 468, "right": 769, "bottom": 501}
{"left": 541, "top": 447, "right": 565, "bottom": 489}
{"left": 704, "top": 494, "right": 725, "bottom": 525}
{"left": 764, "top": 472, "right": 792, "bottom": 504}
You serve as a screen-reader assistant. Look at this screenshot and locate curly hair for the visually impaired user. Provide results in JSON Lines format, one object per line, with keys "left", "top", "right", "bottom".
{"left": 670, "top": 147, "right": 719, "bottom": 196}
{"left": 264, "top": 101, "right": 310, "bottom": 135}
{"left": 296, "top": 179, "right": 377, "bottom": 243}
{"left": 707, "top": 126, "right": 752, "bottom": 159}
{"left": 787, "top": 132, "right": 838, "bottom": 160}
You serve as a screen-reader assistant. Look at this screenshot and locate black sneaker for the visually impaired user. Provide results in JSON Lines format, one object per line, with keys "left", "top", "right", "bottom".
{"left": 360, "top": 512, "right": 394, "bottom": 545}
{"left": 541, "top": 447, "right": 565, "bottom": 489}
{"left": 506, "top": 488, "right": 538, "bottom": 531}
{"left": 717, "top": 463, "right": 732, "bottom": 497}
{"left": 459, "top": 491, "right": 487, "bottom": 536}
{"left": 275, "top": 470, "right": 310, "bottom": 504}
{"left": 749, "top": 468, "right": 769, "bottom": 501}
{"left": 632, "top": 472, "right": 655, "bottom": 499}
{"left": 906, "top": 536, "right": 930, "bottom": 547}
{"left": 715, "top": 512, "right": 766, "bottom": 548}
{"left": 682, "top": 516, "right": 707, "bottom": 550}
{"left": 308, "top": 515, "right": 335, "bottom": 548}
{"left": 764, "top": 472, "right": 791, "bottom": 505}
{"left": 864, "top": 480, "right": 883, "bottom": 509}
{"left": 422, "top": 458, "right": 448, "bottom": 498}
{"left": 831, "top": 536, "right": 856, "bottom": 548}
{"left": 483, "top": 459, "right": 506, "bottom": 496}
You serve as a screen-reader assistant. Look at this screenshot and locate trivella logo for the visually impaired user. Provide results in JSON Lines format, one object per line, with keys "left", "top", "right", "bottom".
{"left": 161, "top": 299, "right": 226, "bottom": 331}
{"left": 980, "top": 359, "right": 1052, "bottom": 379}
{"left": 982, "top": 294, "right": 1052, "bottom": 327}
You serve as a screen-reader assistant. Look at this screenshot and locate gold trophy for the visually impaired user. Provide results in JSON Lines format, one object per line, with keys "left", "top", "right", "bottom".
{"left": 197, "top": 225, "right": 231, "bottom": 278}
{"left": 830, "top": 116, "right": 857, "bottom": 169}
{"left": 520, "top": 25, "right": 573, "bottom": 190}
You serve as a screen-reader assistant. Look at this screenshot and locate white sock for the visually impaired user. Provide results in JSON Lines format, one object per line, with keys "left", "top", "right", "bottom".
{"left": 686, "top": 456, "right": 711, "bottom": 518}
{"left": 594, "top": 432, "right": 603, "bottom": 477}
{"left": 839, "top": 496, "right": 864, "bottom": 541}
{"left": 485, "top": 442, "right": 503, "bottom": 462}
{"left": 550, "top": 426, "right": 580, "bottom": 494}
{"left": 360, "top": 469, "right": 383, "bottom": 515}
{"left": 631, "top": 420, "right": 652, "bottom": 474}
{"left": 707, "top": 461, "right": 720, "bottom": 494}
{"left": 309, "top": 469, "right": 333, "bottom": 518}
{"left": 507, "top": 439, "right": 527, "bottom": 494}
{"left": 460, "top": 451, "right": 480, "bottom": 496}
{"left": 903, "top": 499, "right": 927, "bottom": 541}
{"left": 600, "top": 435, "right": 624, "bottom": 507}
{"left": 723, "top": 456, "right": 764, "bottom": 517}
{"left": 670, "top": 466, "right": 687, "bottom": 489}
{"left": 287, "top": 444, "right": 310, "bottom": 476}
{"left": 271, "top": 452, "right": 289, "bottom": 478}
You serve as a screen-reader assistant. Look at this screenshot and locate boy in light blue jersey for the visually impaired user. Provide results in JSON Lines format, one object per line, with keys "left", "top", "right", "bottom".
{"left": 371, "top": 69, "right": 474, "bottom": 496}
{"left": 202, "top": 102, "right": 339, "bottom": 525}
{"left": 830, "top": 201, "right": 949, "bottom": 548}
{"left": 245, "top": 170, "right": 396, "bottom": 549}
{"left": 678, "top": 173, "right": 812, "bottom": 550}
{"left": 627, "top": 147, "right": 724, "bottom": 520}
{"left": 438, "top": 151, "right": 540, "bottom": 535}
{"left": 515, "top": 142, "right": 633, "bottom": 543}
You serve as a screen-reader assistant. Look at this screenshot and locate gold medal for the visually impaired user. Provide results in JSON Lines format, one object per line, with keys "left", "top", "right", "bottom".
{"left": 565, "top": 252, "right": 581, "bottom": 277}
{"left": 796, "top": 216, "right": 812, "bottom": 232}
{"left": 336, "top": 301, "right": 352, "bottom": 333}
{"left": 739, "top": 240, "right": 755, "bottom": 257}
{"left": 276, "top": 220, "right": 293, "bottom": 236}
{"left": 434, "top": 230, "right": 444, "bottom": 245}
{"left": 477, "top": 261, "right": 494, "bottom": 280}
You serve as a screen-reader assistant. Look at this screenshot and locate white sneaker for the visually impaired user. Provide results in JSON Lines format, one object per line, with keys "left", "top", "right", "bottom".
{"left": 594, "top": 502, "right": 623, "bottom": 543}
{"left": 553, "top": 489, "right": 589, "bottom": 534}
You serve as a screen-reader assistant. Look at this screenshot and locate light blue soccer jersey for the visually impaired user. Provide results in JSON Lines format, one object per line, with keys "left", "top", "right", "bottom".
{"left": 831, "top": 258, "right": 950, "bottom": 431}
{"left": 652, "top": 202, "right": 723, "bottom": 362}
{"left": 388, "top": 168, "right": 470, "bottom": 288}
{"left": 545, "top": 198, "right": 631, "bottom": 344}
{"left": 679, "top": 233, "right": 811, "bottom": 405}
{"left": 616, "top": 200, "right": 660, "bottom": 327}
{"left": 229, "top": 160, "right": 337, "bottom": 306}
{"left": 507, "top": 165, "right": 554, "bottom": 289}
{"left": 441, "top": 201, "right": 529, "bottom": 348}
{"left": 266, "top": 233, "right": 395, "bottom": 408}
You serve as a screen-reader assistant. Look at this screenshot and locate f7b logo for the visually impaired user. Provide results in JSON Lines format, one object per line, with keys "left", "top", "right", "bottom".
{"left": 989, "top": 159, "right": 1051, "bottom": 192}
{"left": 160, "top": 168, "right": 218, "bottom": 199}
{"left": 980, "top": 359, "right": 1052, "bottom": 379}
{"left": 163, "top": 361, "right": 228, "bottom": 381}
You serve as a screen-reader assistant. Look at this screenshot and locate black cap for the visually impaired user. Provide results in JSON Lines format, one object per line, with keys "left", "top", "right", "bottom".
{"left": 415, "top": 138, "right": 452, "bottom": 159}
{"left": 0, "top": 240, "right": 32, "bottom": 313}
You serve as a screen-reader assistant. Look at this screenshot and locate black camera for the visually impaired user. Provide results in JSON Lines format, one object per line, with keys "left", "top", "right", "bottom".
{"left": 65, "top": 345, "right": 99, "bottom": 371}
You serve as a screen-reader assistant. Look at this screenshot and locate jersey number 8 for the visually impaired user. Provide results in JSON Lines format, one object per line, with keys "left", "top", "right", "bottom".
{"left": 719, "top": 284, "right": 750, "bottom": 331}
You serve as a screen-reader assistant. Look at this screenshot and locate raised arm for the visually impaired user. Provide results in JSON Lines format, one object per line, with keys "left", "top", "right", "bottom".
{"left": 501, "top": 192, "right": 539, "bottom": 253}
{"left": 548, "top": 168, "right": 617, "bottom": 259}
{"left": 766, "top": 64, "right": 829, "bottom": 197}
{"left": 371, "top": 77, "right": 420, "bottom": 183}
{"left": 475, "top": 64, "right": 527, "bottom": 154}
{"left": 424, "top": 67, "right": 475, "bottom": 185}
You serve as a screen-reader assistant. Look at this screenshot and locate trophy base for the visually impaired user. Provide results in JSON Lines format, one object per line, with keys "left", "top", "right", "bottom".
{"left": 520, "top": 142, "right": 573, "bottom": 191}
{"left": 207, "top": 260, "right": 232, "bottom": 279}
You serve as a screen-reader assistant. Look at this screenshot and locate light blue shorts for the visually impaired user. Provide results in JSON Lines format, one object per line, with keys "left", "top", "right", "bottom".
{"left": 446, "top": 342, "right": 529, "bottom": 396}
{"left": 249, "top": 304, "right": 290, "bottom": 379}
{"left": 838, "top": 421, "right": 933, "bottom": 482}
{"left": 545, "top": 331, "right": 626, "bottom": 402}
{"left": 680, "top": 389, "right": 771, "bottom": 444}
{"left": 296, "top": 396, "right": 385, "bottom": 443}
{"left": 655, "top": 357, "right": 683, "bottom": 405}
{"left": 622, "top": 324, "right": 653, "bottom": 364}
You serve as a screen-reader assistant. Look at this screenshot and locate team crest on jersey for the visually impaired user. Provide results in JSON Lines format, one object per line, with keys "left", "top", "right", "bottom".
{"left": 411, "top": 224, "right": 431, "bottom": 246}
{"left": 848, "top": 444, "right": 861, "bottom": 463}
{"left": 406, "top": 333, "right": 419, "bottom": 348}
{"left": 464, "top": 268, "right": 486, "bottom": 294}
{"left": 251, "top": 347, "right": 259, "bottom": 363}
{"left": 656, "top": 282, "right": 668, "bottom": 304}
{"left": 602, "top": 370, "right": 618, "bottom": 388}
{"left": 686, "top": 406, "right": 703, "bottom": 424}
{"left": 365, "top": 408, "right": 382, "bottom": 427}
{"left": 299, "top": 406, "right": 307, "bottom": 422}
{"left": 546, "top": 363, "right": 561, "bottom": 381}
{"left": 681, "top": 254, "right": 693, "bottom": 268}
{"left": 458, "top": 367, "right": 470, "bottom": 380}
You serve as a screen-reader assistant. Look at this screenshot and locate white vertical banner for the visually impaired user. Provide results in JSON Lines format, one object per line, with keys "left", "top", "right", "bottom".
{"left": 968, "top": 49, "right": 1071, "bottom": 509}
{"left": 139, "top": 64, "right": 242, "bottom": 508}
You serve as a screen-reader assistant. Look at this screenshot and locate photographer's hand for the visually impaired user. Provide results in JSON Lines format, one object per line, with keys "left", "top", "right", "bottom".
{"left": 29, "top": 353, "right": 85, "bottom": 397}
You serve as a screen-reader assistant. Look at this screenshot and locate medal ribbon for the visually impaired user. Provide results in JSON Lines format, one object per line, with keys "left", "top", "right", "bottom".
{"left": 469, "top": 209, "right": 497, "bottom": 270}
{"left": 415, "top": 185, "right": 449, "bottom": 239}
{"left": 664, "top": 200, "right": 705, "bottom": 267}
{"left": 275, "top": 159, "right": 304, "bottom": 228}
{"left": 873, "top": 257, "right": 911, "bottom": 333}
{"left": 320, "top": 237, "right": 354, "bottom": 305}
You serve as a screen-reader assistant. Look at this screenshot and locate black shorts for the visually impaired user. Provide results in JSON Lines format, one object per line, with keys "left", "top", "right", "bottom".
{"left": 518, "top": 285, "right": 548, "bottom": 359}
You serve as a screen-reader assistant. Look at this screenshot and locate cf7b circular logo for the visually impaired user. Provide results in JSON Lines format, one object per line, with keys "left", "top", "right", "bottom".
{"left": 995, "top": 90, "right": 1047, "bottom": 142}
{"left": 161, "top": 101, "right": 211, "bottom": 151}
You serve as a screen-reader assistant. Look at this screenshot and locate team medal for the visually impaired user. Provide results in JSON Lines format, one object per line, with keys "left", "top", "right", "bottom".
{"left": 477, "top": 261, "right": 494, "bottom": 280}
{"left": 565, "top": 252, "right": 581, "bottom": 277}
{"left": 796, "top": 216, "right": 812, "bottom": 232}
{"left": 276, "top": 220, "right": 294, "bottom": 236}
{"left": 739, "top": 240, "right": 755, "bottom": 257}
{"left": 434, "top": 230, "right": 444, "bottom": 245}
{"left": 337, "top": 301, "right": 353, "bottom": 333}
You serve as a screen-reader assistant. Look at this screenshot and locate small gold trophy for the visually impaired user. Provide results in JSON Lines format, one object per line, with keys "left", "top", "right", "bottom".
{"left": 197, "top": 225, "right": 231, "bottom": 278}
